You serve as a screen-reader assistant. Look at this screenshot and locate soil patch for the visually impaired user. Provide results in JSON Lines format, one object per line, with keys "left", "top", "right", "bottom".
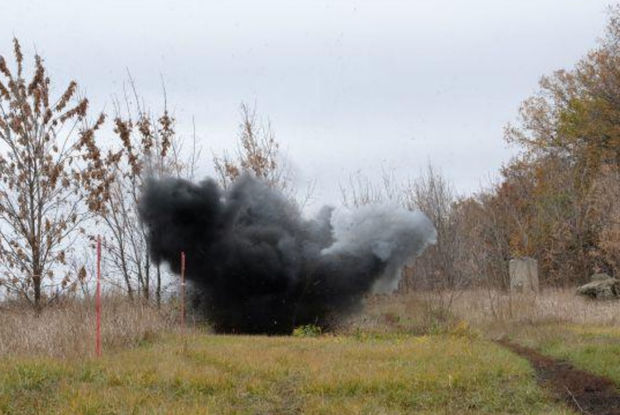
{"left": 499, "top": 340, "right": 620, "bottom": 415}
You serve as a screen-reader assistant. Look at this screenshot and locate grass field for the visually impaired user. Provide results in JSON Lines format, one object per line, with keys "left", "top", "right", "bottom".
{"left": 1, "top": 289, "right": 618, "bottom": 414}
{"left": 0, "top": 332, "right": 573, "bottom": 414}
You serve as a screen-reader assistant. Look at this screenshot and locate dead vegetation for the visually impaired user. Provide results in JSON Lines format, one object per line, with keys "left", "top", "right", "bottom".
{"left": 0, "top": 296, "right": 176, "bottom": 358}
{"left": 451, "top": 288, "right": 619, "bottom": 327}
{"left": 341, "top": 288, "right": 619, "bottom": 339}
{"left": 2, "top": 287, "right": 616, "bottom": 360}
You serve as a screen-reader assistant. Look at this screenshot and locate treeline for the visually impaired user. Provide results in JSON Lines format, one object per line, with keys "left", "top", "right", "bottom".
{"left": 459, "top": 6, "right": 619, "bottom": 287}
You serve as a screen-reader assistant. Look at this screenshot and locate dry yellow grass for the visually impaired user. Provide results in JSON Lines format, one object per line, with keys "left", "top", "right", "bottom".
{"left": 353, "top": 288, "right": 619, "bottom": 333}
{"left": 450, "top": 288, "right": 619, "bottom": 327}
{"left": 0, "top": 296, "right": 175, "bottom": 358}
{"left": 2, "top": 288, "right": 617, "bottom": 359}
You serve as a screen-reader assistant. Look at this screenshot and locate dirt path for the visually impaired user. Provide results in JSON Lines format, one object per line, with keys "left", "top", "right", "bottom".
{"left": 499, "top": 340, "right": 620, "bottom": 415}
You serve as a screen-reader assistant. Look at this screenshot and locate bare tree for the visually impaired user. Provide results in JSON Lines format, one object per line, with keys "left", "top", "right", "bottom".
{"left": 0, "top": 39, "right": 115, "bottom": 311}
{"left": 340, "top": 169, "right": 402, "bottom": 208}
{"left": 339, "top": 164, "right": 468, "bottom": 319}
{"left": 100, "top": 78, "right": 198, "bottom": 305}
{"left": 400, "top": 164, "right": 472, "bottom": 319}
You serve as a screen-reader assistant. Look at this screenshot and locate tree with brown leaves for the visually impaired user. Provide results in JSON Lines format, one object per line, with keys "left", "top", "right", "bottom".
{"left": 213, "top": 103, "right": 290, "bottom": 193}
{"left": 0, "top": 39, "right": 116, "bottom": 312}
{"left": 499, "top": 7, "right": 619, "bottom": 282}
{"left": 504, "top": 5, "right": 619, "bottom": 185}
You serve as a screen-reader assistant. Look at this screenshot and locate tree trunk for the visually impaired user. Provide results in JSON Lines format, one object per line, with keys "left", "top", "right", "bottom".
{"left": 156, "top": 263, "right": 161, "bottom": 309}
{"left": 32, "top": 270, "right": 42, "bottom": 315}
{"left": 144, "top": 256, "right": 150, "bottom": 301}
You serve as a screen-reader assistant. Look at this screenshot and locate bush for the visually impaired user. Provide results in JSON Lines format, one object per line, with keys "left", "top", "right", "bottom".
{"left": 292, "top": 324, "right": 322, "bottom": 337}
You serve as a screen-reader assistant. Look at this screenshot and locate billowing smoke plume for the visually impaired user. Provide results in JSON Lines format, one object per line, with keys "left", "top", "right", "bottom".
{"left": 139, "top": 175, "right": 436, "bottom": 334}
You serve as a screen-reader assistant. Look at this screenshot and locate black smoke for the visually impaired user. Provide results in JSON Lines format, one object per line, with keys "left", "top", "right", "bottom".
{"left": 138, "top": 175, "right": 436, "bottom": 334}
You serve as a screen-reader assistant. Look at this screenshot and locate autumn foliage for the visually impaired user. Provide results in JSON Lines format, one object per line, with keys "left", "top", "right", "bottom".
{"left": 0, "top": 39, "right": 117, "bottom": 311}
{"left": 462, "top": 6, "right": 619, "bottom": 285}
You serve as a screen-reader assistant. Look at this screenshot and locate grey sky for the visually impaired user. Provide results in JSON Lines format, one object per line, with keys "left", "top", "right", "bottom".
{"left": 1, "top": 0, "right": 613, "bottom": 208}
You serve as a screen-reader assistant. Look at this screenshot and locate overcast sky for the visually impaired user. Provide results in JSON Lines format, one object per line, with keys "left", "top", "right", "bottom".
{"left": 1, "top": 0, "right": 613, "bottom": 208}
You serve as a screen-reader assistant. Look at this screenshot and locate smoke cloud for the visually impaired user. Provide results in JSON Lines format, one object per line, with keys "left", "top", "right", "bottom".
{"left": 139, "top": 175, "right": 436, "bottom": 334}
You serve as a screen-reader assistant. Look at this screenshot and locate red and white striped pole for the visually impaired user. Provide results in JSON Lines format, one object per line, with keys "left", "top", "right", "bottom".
{"left": 95, "top": 236, "right": 102, "bottom": 357}
{"left": 180, "top": 251, "right": 186, "bottom": 329}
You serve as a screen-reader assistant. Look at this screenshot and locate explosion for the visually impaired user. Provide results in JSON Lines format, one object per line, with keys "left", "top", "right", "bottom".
{"left": 139, "top": 175, "right": 436, "bottom": 334}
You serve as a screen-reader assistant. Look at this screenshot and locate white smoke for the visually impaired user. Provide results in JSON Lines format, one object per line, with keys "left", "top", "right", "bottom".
{"left": 322, "top": 204, "right": 437, "bottom": 293}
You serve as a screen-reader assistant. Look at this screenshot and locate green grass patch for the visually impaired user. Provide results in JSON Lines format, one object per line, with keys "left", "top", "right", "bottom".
{"left": 505, "top": 324, "right": 620, "bottom": 387}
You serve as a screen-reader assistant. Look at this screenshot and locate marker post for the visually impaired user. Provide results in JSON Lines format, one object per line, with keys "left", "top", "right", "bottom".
{"left": 180, "top": 252, "right": 186, "bottom": 329}
{"left": 95, "top": 236, "right": 102, "bottom": 358}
